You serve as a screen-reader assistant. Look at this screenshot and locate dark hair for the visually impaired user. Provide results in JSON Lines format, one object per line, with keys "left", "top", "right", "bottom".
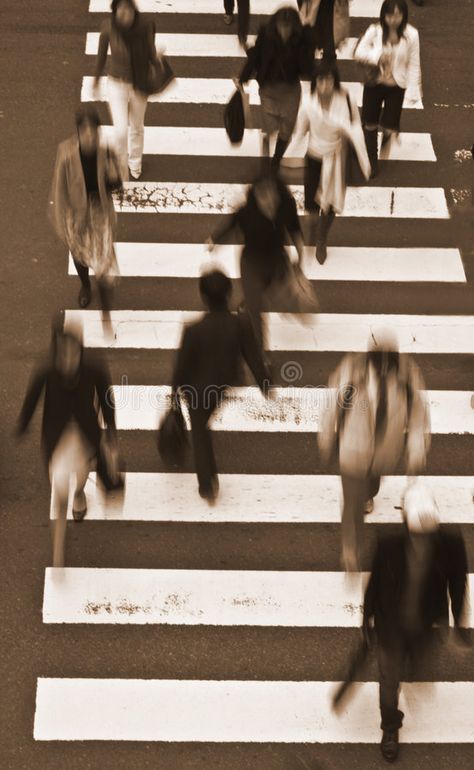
{"left": 270, "top": 7, "right": 302, "bottom": 38}
{"left": 310, "top": 60, "right": 341, "bottom": 93}
{"left": 75, "top": 105, "right": 101, "bottom": 130}
{"left": 111, "top": 0, "right": 137, "bottom": 14}
{"left": 199, "top": 269, "right": 232, "bottom": 309}
{"left": 380, "top": 0, "right": 408, "bottom": 42}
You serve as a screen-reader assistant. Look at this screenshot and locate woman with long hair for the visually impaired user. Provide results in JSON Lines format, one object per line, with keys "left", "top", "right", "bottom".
{"left": 297, "top": 60, "right": 370, "bottom": 263}
{"left": 354, "top": 0, "right": 422, "bottom": 177}
{"left": 49, "top": 106, "right": 122, "bottom": 334}
{"left": 94, "top": 0, "right": 159, "bottom": 180}
{"left": 237, "top": 7, "right": 312, "bottom": 169}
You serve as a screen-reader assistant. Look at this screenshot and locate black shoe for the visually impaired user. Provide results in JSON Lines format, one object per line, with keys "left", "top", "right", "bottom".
{"left": 78, "top": 284, "right": 92, "bottom": 308}
{"left": 199, "top": 476, "right": 219, "bottom": 505}
{"left": 316, "top": 241, "right": 327, "bottom": 265}
{"left": 381, "top": 730, "right": 399, "bottom": 762}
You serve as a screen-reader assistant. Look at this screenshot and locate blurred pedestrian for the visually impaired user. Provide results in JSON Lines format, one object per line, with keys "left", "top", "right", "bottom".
{"left": 94, "top": 0, "right": 159, "bottom": 180}
{"left": 223, "top": 0, "right": 250, "bottom": 49}
{"left": 298, "top": 0, "right": 350, "bottom": 61}
{"left": 16, "top": 316, "right": 117, "bottom": 568}
{"left": 171, "top": 269, "right": 271, "bottom": 503}
{"left": 363, "top": 480, "right": 470, "bottom": 762}
{"left": 49, "top": 106, "right": 122, "bottom": 336}
{"left": 354, "top": 0, "right": 422, "bottom": 177}
{"left": 297, "top": 60, "right": 370, "bottom": 264}
{"left": 237, "top": 6, "right": 312, "bottom": 169}
{"left": 207, "top": 174, "right": 305, "bottom": 355}
{"left": 318, "top": 330, "right": 430, "bottom": 571}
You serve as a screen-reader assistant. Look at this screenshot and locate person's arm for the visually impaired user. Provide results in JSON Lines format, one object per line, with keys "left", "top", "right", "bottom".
{"left": 207, "top": 210, "right": 240, "bottom": 250}
{"left": 362, "top": 543, "right": 382, "bottom": 643}
{"left": 48, "top": 145, "right": 70, "bottom": 243}
{"left": 404, "top": 27, "right": 422, "bottom": 104}
{"left": 16, "top": 367, "right": 47, "bottom": 436}
{"left": 95, "top": 361, "right": 116, "bottom": 433}
{"left": 94, "top": 22, "right": 110, "bottom": 84}
{"left": 171, "top": 327, "right": 195, "bottom": 395}
{"left": 405, "top": 357, "right": 431, "bottom": 474}
{"left": 353, "top": 24, "right": 380, "bottom": 67}
{"left": 317, "top": 361, "right": 343, "bottom": 465}
{"left": 239, "top": 28, "right": 263, "bottom": 84}
{"left": 446, "top": 529, "right": 469, "bottom": 629}
{"left": 283, "top": 190, "right": 304, "bottom": 265}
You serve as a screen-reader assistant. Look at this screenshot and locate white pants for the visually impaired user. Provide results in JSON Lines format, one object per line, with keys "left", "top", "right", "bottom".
{"left": 107, "top": 77, "right": 148, "bottom": 178}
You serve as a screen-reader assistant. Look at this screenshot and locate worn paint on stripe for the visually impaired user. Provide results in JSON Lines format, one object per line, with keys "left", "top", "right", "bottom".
{"left": 89, "top": 0, "right": 381, "bottom": 17}
{"left": 82, "top": 77, "right": 423, "bottom": 109}
{"left": 99, "top": 125, "right": 436, "bottom": 162}
{"left": 106, "top": 386, "right": 472, "bottom": 434}
{"left": 108, "top": 182, "right": 448, "bottom": 218}
{"left": 34, "top": 678, "right": 474, "bottom": 742}
{"left": 42, "top": 568, "right": 474, "bottom": 627}
{"left": 65, "top": 311, "right": 474, "bottom": 353}
{"left": 57, "top": 473, "right": 474, "bottom": 524}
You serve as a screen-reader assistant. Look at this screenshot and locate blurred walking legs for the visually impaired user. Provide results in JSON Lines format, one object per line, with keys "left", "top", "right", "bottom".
{"left": 223, "top": 0, "right": 250, "bottom": 45}
{"left": 189, "top": 405, "right": 219, "bottom": 502}
{"left": 107, "top": 77, "right": 148, "bottom": 179}
{"left": 340, "top": 473, "right": 380, "bottom": 570}
{"left": 240, "top": 254, "right": 269, "bottom": 353}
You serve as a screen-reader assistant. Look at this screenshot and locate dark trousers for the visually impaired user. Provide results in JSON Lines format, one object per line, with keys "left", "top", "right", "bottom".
{"left": 189, "top": 402, "right": 220, "bottom": 495}
{"left": 309, "top": 0, "right": 336, "bottom": 61}
{"left": 73, "top": 258, "right": 112, "bottom": 312}
{"left": 223, "top": 0, "right": 250, "bottom": 43}
{"left": 240, "top": 251, "right": 283, "bottom": 353}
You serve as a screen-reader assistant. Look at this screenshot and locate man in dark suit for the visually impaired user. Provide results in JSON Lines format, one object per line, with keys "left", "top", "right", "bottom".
{"left": 363, "top": 481, "right": 469, "bottom": 763}
{"left": 172, "top": 269, "right": 272, "bottom": 503}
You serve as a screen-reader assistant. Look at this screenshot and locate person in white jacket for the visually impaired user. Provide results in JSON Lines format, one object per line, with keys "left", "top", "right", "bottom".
{"left": 297, "top": 60, "right": 370, "bottom": 263}
{"left": 354, "top": 0, "right": 422, "bottom": 177}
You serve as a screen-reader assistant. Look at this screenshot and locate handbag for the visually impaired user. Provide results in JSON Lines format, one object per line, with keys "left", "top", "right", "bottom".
{"left": 224, "top": 88, "right": 246, "bottom": 145}
{"left": 96, "top": 431, "right": 126, "bottom": 497}
{"left": 270, "top": 262, "right": 320, "bottom": 319}
{"left": 157, "top": 396, "right": 189, "bottom": 469}
{"left": 344, "top": 94, "right": 367, "bottom": 187}
{"left": 146, "top": 54, "right": 175, "bottom": 96}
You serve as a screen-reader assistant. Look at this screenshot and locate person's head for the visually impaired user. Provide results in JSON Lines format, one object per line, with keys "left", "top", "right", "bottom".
{"left": 111, "top": 0, "right": 137, "bottom": 28}
{"left": 273, "top": 7, "right": 302, "bottom": 42}
{"left": 75, "top": 106, "right": 101, "bottom": 153}
{"left": 311, "top": 60, "right": 341, "bottom": 97}
{"left": 380, "top": 0, "right": 408, "bottom": 40}
{"left": 252, "top": 174, "right": 281, "bottom": 220}
{"left": 199, "top": 269, "right": 232, "bottom": 311}
{"left": 402, "top": 481, "right": 440, "bottom": 536}
{"left": 367, "top": 327, "right": 400, "bottom": 374}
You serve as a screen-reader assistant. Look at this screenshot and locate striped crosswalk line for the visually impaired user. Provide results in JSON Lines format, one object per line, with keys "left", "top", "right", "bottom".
{"left": 111, "top": 182, "right": 448, "bottom": 217}
{"left": 100, "top": 125, "right": 436, "bottom": 161}
{"left": 57, "top": 473, "right": 474, "bottom": 523}
{"left": 109, "top": 385, "right": 473, "bottom": 434}
{"left": 68, "top": 245, "right": 465, "bottom": 281}
{"left": 66, "top": 311, "right": 474, "bottom": 353}
{"left": 86, "top": 32, "right": 359, "bottom": 60}
{"left": 42, "top": 568, "right": 474, "bottom": 627}
{"left": 82, "top": 76, "right": 424, "bottom": 109}
{"left": 34, "top": 678, "right": 474, "bottom": 742}
{"left": 88, "top": 0, "right": 382, "bottom": 17}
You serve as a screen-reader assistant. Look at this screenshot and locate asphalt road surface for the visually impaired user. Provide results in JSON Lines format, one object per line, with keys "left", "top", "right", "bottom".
{"left": 1, "top": 1, "right": 473, "bottom": 768}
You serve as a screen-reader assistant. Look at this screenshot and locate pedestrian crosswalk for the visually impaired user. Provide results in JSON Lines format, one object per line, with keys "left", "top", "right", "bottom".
{"left": 35, "top": 0, "right": 474, "bottom": 761}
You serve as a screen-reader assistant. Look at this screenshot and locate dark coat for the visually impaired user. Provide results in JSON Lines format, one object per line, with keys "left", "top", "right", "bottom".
{"left": 96, "top": 16, "right": 156, "bottom": 94}
{"left": 363, "top": 528, "right": 468, "bottom": 644}
{"left": 172, "top": 310, "right": 270, "bottom": 407}
{"left": 17, "top": 351, "right": 116, "bottom": 462}
{"left": 240, "top": 23, "right": 312, "bottom": 86}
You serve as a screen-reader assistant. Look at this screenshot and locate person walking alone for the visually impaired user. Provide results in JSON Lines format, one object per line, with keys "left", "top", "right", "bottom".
{"left": 354, "top": 0, "right": 422, "bottom": 177}
{"left": 318, "top": 330, "right": 430, "bottom": 571}
{"left": 297, "top": 60, "right": 370, "bottom": 264}
{"left": 16, "top": 316, "right": 117, "bottom": 568}
{"left": 49, "top": 106, "right": 122, "bottom": 335}
{"left": 171, "top": 270, "right": 271, "bottom": 503}
{"left": 94, "top": 0, "right": 160, "bottom": 180}
{"left": 237, "top": 7, "right": 312, "bottom": 169}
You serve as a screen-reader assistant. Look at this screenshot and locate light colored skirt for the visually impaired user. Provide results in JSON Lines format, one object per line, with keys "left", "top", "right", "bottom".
{"left": 65, "top": 196, "right": 119, "bottom": 279}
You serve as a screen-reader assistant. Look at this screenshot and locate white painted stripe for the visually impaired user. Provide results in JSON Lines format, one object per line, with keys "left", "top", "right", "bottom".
{"left": 34, "top": 678, "right": 474, "bottom": 742}
{"left": 42, "top": 568, "right": 474, "bottom": 627}
{"left": 86, "top": 33, "right": 359, "bottom": 61}
{"left": 66, "top": 311, "right": 474, "bottom": 353}
{"left": 88, "top": 0, "right": 381, "bottom": 18}
{"left": 59, "top": 473, "right": 474, "bottom": 524}
{"left": 109, "top": 386, "right": 473, "bottom": 434}
{"left": 111, "top": 182, "right": 448, "bottom": 218}
{"left": 68, "top": 245, "right": 465, "bottom": 282}
{"left": 100, "top": 125, "right": 436, "bottom": 162}
{"left": 82, "top": 76, "right": 424, "bottom": 109}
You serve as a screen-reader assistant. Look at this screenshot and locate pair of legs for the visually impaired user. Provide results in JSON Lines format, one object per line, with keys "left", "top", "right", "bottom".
{"left": 361, "top": 83, "right": 405, "bottom": 177}
{"left": 340, "top": 472, "right": 380, "bottom": 570}
{"left": 240, "top": 252, "right": 282, "bottom": 355}
{"left": 188, "top": 397, "right": 222, "bottom": 502}
{"left": 49, "top": 423, "right": 94, "bottom": 568}
{"left": 259, "top": 82, "right": 301, "bottom": 170}
{"left": 305, "top": 0, "right": 337, "bottom": 61}
{"left": 304, "top": 154, "right": 336, "bottom": 264}
{"left": 107, "top": 77, "right": 148, "bottom": 180}
{"left": 223, "top": 0, "right": 250, "bottom": 45}
{"left": 73, "top": 258, "right": 114, "bottom": 337}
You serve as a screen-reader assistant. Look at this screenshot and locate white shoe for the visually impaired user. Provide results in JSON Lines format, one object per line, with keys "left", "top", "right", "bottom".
{"left": 129, "top": 168, "right": 142, "bottom": 180}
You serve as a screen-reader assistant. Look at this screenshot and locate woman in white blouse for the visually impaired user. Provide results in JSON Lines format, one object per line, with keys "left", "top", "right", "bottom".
{"left": 298, "top": 60, "right": 370, "bottom": 264}
{"left": 354, "top": 0, "right": 422, "bottom": 177}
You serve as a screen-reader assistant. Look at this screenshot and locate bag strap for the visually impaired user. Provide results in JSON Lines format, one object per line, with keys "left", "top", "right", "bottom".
{"left": 345, "top": 92, "right": 354, "bottom": 124}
